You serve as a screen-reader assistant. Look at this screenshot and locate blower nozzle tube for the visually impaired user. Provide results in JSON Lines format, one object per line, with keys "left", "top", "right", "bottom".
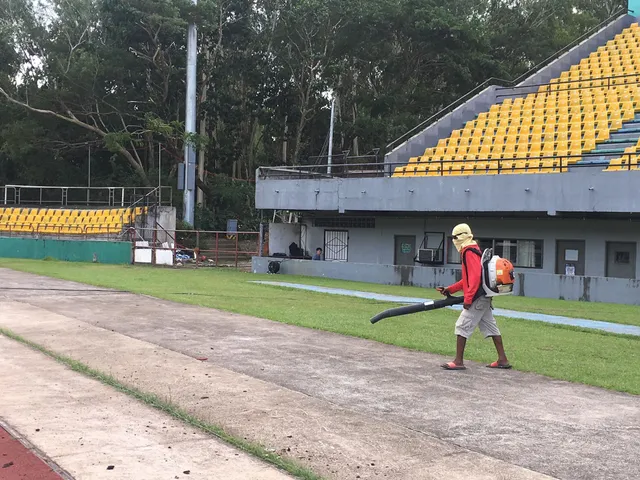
{"left": 370, "top": 295, "right": 464, "bottom": 324}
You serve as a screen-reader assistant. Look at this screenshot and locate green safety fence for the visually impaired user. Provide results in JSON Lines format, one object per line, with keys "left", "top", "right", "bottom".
{"left": 0, "top": 237, "right": 132, "bottom": 264}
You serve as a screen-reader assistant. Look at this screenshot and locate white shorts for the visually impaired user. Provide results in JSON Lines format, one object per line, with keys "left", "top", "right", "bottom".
{"left": 455, "top": 296, "right": 501, "bottom": 339}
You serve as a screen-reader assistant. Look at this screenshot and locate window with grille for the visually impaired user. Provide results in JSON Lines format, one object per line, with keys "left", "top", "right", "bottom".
{"left": 447, "top": 237, "right": 543, "bottom": 269}
{"left": 416, "top": 232, "right": 445, "bottom": 264}
{"left": 324, "top": 230, "right": 349, "bottom": 261}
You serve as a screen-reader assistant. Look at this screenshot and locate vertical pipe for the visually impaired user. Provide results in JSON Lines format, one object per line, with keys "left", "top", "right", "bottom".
{"left": 215, "top": 232, "right": 219, "bottom": 267}
{"left": 196, "top": 230, "right": 200, "bottom": 267}
{"left": 131, "top": 233, "right": 136, "bottom": 265}
{"left": 183, "top": 0, "right": 198, "bottom": 226}
{"left": 152, "top": 227, "right": 157, "bottom": 265}
{"left": 235, "top": 232, "right": 239, "bottom": 268}
{"left": 327, "top": 96, "right": 335, "bottom": 175}
{"left": 87, "top": 145, "right": 91, "bottom": 206}
{"left": 282, "top": 115, "right": 288, "bottom": 164}
{"left": 158, "top": 143, "right": 162, "bottom": 205}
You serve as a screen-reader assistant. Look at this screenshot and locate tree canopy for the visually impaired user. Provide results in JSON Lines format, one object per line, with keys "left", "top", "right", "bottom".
{"left": 0, "top": 0, "right": 625, "bottom": 226}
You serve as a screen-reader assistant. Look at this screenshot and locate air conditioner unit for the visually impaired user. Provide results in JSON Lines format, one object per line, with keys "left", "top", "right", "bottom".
{"left": 418, "top": 248, "right": 437, "bottom": 263}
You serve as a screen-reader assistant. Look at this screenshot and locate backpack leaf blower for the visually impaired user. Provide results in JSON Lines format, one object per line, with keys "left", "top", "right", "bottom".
{"left": 370, "top": 247, "right": 516, "bottom": 325}
{"left": 370, "top": 293, "right": 464, "bottom": 324}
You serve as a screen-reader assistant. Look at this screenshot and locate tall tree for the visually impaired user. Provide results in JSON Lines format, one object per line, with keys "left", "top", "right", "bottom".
{"left": 0, "top": 0, "right": 621, "bottom": 225}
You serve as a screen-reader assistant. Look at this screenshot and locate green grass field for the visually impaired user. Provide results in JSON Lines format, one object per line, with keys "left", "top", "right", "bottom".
{"left": 1, "top": 259, "right": 639, "bottom": 395}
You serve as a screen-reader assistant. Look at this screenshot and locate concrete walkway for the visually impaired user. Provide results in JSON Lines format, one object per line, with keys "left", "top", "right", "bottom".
{"left": 0, "top": 336, "right": 293, "bottom": 480}
{"left": 251, "top": 281, "right": 640, "bottom": 336}
{"left": 1, "top": 269, "right": 639, "bottom": 480}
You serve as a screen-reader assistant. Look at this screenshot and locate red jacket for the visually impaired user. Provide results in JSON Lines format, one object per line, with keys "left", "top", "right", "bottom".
{"left": 447, "top": 244, "right": 482, "bottom": 305}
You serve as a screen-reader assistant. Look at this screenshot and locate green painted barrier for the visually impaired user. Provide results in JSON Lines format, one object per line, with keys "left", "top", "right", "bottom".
{"left": 0, "top": 237, "right": 132, "bottom": 264}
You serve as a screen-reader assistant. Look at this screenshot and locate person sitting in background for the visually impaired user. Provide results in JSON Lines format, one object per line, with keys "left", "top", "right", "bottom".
{"left": 312, "top": 248, "right": 323, "bottom": 260}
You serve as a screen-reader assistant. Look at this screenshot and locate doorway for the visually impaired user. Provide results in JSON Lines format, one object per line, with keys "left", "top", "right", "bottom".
{"left": 606, "top": 242, "right": 636, "bottom": 279}
{"left": 324, "top": 230, "right": 348, "bottom": 261}
{"left": 555, "top": 240, "right": 586, "bottom": 276}
{"left": 394, "top": 235, "right": 416, "bottom": 266}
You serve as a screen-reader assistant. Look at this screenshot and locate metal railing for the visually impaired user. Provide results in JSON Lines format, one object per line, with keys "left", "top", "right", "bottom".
{"left": 0, "top": 223, "right": 130, "bottom": 240}
{"left": 0, "top": 223, "right": 261, "bottom": 269}
{"left": 304, "top": 152, "right": 382, "bottom": 167}
{"left": 129, "top": 227, "right": 260, "bottom": 269}
{"left": 496, "top": 72, "right": 640, "bottom": 98}
{"left": 2, "top": 185, "right": 173, "bottom": 207}
{"left": 127, "top": 186, "right": 169, "bottom": 210}
{"left": 257, "top": 150, "right": 638, "bottom": 179}
{"left": 384, "top": 7, "right": 629, "bottom": 153}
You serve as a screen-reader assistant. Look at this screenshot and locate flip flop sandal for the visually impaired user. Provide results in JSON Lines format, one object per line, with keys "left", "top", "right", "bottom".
{"left": 441, "top": 362, "right": 466, "bottom": 370}
{"left": 486, "top": 361, "right": 512, "bottom": 369}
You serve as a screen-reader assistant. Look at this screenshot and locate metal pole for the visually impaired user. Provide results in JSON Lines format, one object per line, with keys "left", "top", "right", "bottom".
{"left": 327, "top": 95, "right": 335, "bottom": 175}
{"left": 87, "top": 145, "right": 91, "bottom": 206}
{"left": 183, "top": 0, "right": 198, "bottom": 226}
{"left": 158, "top": 143, "right": 162, "bottom": 205}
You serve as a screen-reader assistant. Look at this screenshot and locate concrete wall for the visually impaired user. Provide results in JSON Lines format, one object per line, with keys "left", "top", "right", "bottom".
{"left": 251, "top": 256, "right": 640, "bottom": 306}
{"left": 0, "top": 237, "right": 132, "bottom": 264}
{"left": 384, "top": 13, "right": 635, "bottom": 167}
{"left": 288, "top": 216, "right": 640, "bottom": 278}
{"left": 139, "top": 206, "right": 177, "bottom": 243}
{"left": 269, "top": 223, "right": 302, "bottom": 256}
{"left": 256, "top": 169, "right": 640, "bottom": 214}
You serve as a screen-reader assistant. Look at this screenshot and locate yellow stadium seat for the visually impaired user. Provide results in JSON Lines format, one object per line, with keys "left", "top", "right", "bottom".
{"left": 610, "top": 118, "right": 623, "bottom": 129}
{"left": 414, "top": 164, "right": 428, "bottom": 176}
{"left": 394, "top": 167, "right": 408, "bottom": 178}
{"left": 427, "top": 164, "right": 442, "bottom": 176}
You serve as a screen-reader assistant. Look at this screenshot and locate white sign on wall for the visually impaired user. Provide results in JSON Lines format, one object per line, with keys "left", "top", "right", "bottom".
{"left": 565, "top": 249, "right": 579, "bottom": 262}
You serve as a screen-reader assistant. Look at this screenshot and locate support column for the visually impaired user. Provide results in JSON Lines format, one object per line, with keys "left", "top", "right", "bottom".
{"left": 183, "top": 0, "right": 198, "bottom": 226}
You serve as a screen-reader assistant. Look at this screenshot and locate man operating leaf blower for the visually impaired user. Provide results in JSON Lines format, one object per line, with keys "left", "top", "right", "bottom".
{"left": 436, "top": 223, "right": 512, "bottom": 371}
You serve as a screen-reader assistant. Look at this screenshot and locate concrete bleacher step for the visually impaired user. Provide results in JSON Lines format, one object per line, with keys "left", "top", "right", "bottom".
{"left": 577, "top": 113, "right": 640, "bottom": 167}
{"left": 614, "top": 127, "right": 640, "bottom": 135}
{"left": 617, "top": 123, "right": 640, "bottom": 130}
{"left": 609, "top": 130, "right": 640, "bottom": 140}
{"left": 592, "top": 146, "right": 629, "bottom": 153}
{"left": 593, "top": 140, "right": 635, "bottom": 151}
{"left": 575, "top": 156, "right": 617, "bottom": 167}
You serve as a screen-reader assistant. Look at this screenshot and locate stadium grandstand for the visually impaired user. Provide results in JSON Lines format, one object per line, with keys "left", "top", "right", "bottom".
{"left": 253, "top": 7, "right": 640, "bottom": 305}
{"left": 392, "top": 22, "right": 640, "bottom": 177}
{"left": 0, "top": 185, "right": 171, "bottom": 236}
{"left": 0, "top": 185, "right": 176, "bottom": 264}
{"left": 0, "top": 206, "right": 148, "bottom": 236}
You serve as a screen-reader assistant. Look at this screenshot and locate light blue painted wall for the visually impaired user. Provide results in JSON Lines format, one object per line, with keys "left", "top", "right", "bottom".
{"left": 287, "top": 216, "right": 640, "bottom": 278}
{"left": 251, "top": 256, "right": 640, "bottom": 305}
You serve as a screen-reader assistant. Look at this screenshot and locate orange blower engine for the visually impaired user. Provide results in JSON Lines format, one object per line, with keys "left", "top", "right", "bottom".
{"left": 480, "top": 249, "right": 515, "bottom": 296}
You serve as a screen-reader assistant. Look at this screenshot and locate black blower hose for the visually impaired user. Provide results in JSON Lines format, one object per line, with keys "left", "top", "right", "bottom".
{"left": 370, "top": 295, "right": 464, "bottom": 324}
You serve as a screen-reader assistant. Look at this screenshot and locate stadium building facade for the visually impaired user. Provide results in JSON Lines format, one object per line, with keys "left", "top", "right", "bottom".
{"left": 253, "top": 9, "right": 640, "bottom": 305}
